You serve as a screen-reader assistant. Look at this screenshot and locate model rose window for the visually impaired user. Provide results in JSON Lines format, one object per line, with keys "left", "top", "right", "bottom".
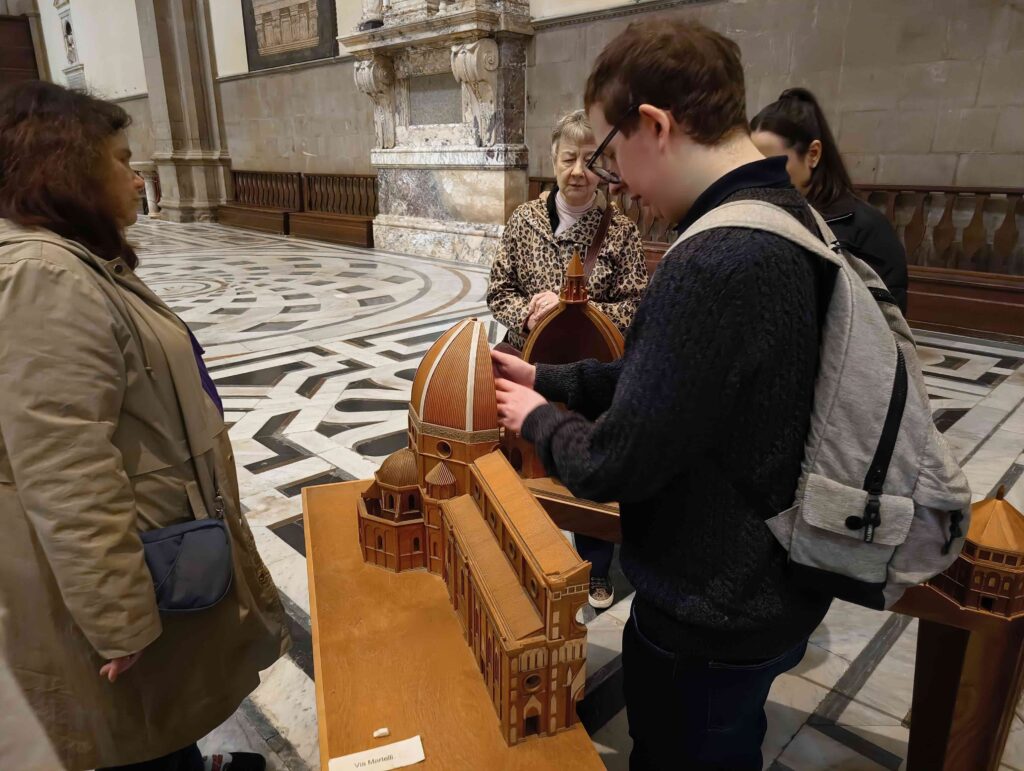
{"left": 524, "top": 674, "right": 542, "bottom": 692}
{"left": 437, "top": 441, "right": 452, "bottom": 458}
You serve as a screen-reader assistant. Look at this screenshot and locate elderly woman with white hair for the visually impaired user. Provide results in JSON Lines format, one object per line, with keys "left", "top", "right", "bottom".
{"left": 487, "top": 109, "right": 648, "bottom": 610}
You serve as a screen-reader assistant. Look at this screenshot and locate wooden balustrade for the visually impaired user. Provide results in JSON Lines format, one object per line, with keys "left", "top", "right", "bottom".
{"left": 858, "top": 186, "right": 1024, "bottom": 277}
{"left": 302, "top": 174, "right": 378, "bottom": 217}
{"left": 528, "top": 177, "right": 1024, "bottom": 279}
{"left": 231, "top": 171, "right": 302, "bottom": 210}
{"left": 528, "top": 177, "right": 1024, "bottom": 340}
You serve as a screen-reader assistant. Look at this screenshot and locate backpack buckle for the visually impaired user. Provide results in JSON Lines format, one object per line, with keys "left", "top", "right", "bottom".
{"left": 845, "top": 493, "right": 882, "bottom": 543}
{"left": 862, "top": 494, "right": 882, "bottom": 543}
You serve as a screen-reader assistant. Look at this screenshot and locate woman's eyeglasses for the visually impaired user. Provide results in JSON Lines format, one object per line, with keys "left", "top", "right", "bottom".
{"left": 585, "top": 103, "right": 638, "bottom": 186}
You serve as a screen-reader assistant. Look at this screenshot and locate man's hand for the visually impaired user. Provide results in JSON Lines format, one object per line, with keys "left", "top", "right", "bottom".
{"left": 99, "top": 651, "right": 143, "bottom": 683}
{"left": 495, "top": 378, "right": 548, "bottom": 434}
{"left": 491, "top": 349, "right": 536, "bottom": 388}
{"left": 525, "top": 291, "right": 559, "bottom": 331}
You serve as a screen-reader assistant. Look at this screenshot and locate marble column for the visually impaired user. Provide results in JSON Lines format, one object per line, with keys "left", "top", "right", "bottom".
{"left": 134, "top": 0, "right": 232, "bottom": 223}
{"left": 342, "top": 0, "right": 532, "bottom": 265}
{"left": 132, "top": 162, "right": 161, "bottom": 218}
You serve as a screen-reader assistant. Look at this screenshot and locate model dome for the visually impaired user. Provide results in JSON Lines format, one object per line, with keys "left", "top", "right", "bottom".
{"left": 377, "top": 447, "right": 418, "bottom": 488}
{"left": 410, "top": 318, "right": 498, "bottom": 433}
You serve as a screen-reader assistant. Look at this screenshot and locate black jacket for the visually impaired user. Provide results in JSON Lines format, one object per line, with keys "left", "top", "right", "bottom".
{"left": 522, "top": 158, "right": 832, "bottom": 661}
{"left": 823, "top": 193, "right": 909, "bottom": 313}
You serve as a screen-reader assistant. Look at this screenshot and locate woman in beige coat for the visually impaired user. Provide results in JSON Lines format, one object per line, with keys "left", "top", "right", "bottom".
{"left": 0, "top": 82, "right": 289, "bottom": 770}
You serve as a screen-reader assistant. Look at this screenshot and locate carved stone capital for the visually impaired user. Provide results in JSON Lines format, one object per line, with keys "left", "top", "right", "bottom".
{"left": 355, "top": 55, "right": 397, "bottom": 149}
{"left": 450, "top": 38, "right": 498, "bottom": 147}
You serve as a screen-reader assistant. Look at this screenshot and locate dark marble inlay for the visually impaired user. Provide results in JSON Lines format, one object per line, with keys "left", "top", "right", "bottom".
{"left": 347, "top": 378, "right": 401, "bottom": 390}
{"left": 218, "top": 361, "right": 313, "bottom": 387}
{"left": 270, "top": 518, "right": 307, "bottom": 556}
{"left": 295, "top": 360, "right": 371, "bottom": 399}
{"left": 243, "top": 320, "right": 305, "bottom": 333}
{"left": 384, "top": 276, "right": 414, "bottom": 284}
{"left": 212, "top": 307, "right": 249, "bottom": 315}
{"left": 283, "top": 293, "right": 313, "bottom": 300}
{"left": 354, "top": 431, "right": 408, "bottom": 457}
{"left": 208, "top": 346, "right": 332, "bottom": 373}
{"left": 934, "top": 355, "right": 969, "bottom": 370}
{"left": 244, "top": 411, "right": 303, "bottom": 473}
{"left": 358, "top": 296, "right": 395, "bottom": 308}
{"left": 396, "top": 369, "right": 417, "bottom": 381}
{"left": 336, "top": 398, "right": 407, "bottom": 413}
{"left": 934, "top": 408, "right": 969, "bottom": 433}
{"left": 233, "top": 297, "right": 257, "bottom": 303}
{"left": 381, "top": 349, "right": 427, "bottom": 362}
{"left": 396, "top": 330, "right": 445, "bottom": 346}
{"left": 277, "top": 469, "right": 355, "bottom": 499}
{"left": 282, "top": 304, "right": 322, "bottom": 314}
{"left": 337, "top": 284, "right": 372, "bottom": 294}
{"left": 316, "top": 422, "right": 364, "bottom": 438}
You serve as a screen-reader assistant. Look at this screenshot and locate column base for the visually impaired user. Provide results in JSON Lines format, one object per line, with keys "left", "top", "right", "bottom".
{"left": 372, "top": 214, "right": 502, "bottom": 265}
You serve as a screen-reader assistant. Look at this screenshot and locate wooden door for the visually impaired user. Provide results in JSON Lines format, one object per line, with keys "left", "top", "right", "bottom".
{"left": 0, "top": 15, "right": 38, "bottom": 86}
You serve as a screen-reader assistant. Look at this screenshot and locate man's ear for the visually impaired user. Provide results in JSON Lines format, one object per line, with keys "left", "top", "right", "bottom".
{"left": 637, "top": 103, "right": 674, "bottom": 150}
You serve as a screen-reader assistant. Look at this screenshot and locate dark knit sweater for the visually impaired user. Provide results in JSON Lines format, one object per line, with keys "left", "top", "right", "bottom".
{"left": 521, "top": 158, "right": 833, "bottom": 660}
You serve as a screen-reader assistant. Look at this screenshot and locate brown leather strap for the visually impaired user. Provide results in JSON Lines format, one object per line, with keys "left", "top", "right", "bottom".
{"left": 584, "top": 203, "right": 613, "bottom": 278}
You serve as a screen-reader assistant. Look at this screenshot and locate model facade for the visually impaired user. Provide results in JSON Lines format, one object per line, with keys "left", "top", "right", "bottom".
{"left": 356, "top": 318, "right": 591, "bottom": 745}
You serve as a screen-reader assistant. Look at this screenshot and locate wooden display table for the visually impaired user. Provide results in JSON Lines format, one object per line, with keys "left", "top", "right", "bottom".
{"left": 893, "top": 585, "right": 1024, "bottom": 770}
{"left": 302, "top": 479, "right": 604, "bottom": 771}
{"left": 525, "top": 479, "right": 1024, "bottom": 770}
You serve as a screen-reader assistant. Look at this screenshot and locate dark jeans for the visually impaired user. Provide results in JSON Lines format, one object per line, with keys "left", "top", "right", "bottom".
{"left": 623, "top": 609, "right": 807, "bottom": 771}
{"left": 99, "top": 743, "right": 203, "bottom": 771}
{"left": 575, "top": 533, "right": 613, "bottom": 580}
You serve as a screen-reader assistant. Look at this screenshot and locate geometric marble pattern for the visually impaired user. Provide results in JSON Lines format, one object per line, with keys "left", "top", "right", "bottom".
{"left": 130, "top": 219, "right": 1024, "bottom": 771}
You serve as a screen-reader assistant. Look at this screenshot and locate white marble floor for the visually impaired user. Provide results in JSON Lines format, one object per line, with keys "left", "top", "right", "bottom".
{"left": 131, "top": 218, "right": 1024, "bottom": 771}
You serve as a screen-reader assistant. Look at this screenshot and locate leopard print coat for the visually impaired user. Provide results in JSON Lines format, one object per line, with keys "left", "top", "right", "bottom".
{"left": 487, "top": 195, "right": 649, "bottom": 350}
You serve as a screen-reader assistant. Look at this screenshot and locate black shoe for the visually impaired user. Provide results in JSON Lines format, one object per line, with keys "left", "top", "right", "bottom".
{"left": 589, "top": 577, "right": 614, "bottom": 609}
{"left": 204, "top": 753, "right": 266, "bottom": 771}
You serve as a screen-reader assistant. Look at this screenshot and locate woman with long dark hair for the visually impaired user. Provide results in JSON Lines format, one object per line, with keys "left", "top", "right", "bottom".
{"left": 0, "top": 81, "right": 289, "bottom": 770}
{"left": 751, "top": 88, "right": 909, "bottom": 312}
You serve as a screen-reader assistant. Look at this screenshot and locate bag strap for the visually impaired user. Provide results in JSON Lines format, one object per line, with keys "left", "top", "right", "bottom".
{"left": 583, "top": 203, "right": 614, "bottom": 278}
{"left": 672, "top": 200, "right": 846, "bottom": 269}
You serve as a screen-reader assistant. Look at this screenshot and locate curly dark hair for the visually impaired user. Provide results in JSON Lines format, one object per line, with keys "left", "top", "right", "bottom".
{"left": 0, "top": 81, "right": 138, "bottom": 267}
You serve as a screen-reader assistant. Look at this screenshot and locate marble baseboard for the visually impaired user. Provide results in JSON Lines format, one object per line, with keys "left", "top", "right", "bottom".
{"left": 373, "top": 215, "right": 502, "bottom": 264}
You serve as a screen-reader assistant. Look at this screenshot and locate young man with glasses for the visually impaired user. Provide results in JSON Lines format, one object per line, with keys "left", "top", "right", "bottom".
{"left": 492, "top": 19, "right": 833, "bottom": 770}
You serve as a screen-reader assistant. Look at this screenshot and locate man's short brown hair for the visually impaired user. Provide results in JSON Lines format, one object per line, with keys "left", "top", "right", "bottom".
{"left": 584, "top": 19, "right": 748, "bottom": 145}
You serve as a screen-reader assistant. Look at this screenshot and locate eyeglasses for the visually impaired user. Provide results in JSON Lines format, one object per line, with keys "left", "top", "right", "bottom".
{"left": 585, "top": 103, "right": 638, "bottom": 186}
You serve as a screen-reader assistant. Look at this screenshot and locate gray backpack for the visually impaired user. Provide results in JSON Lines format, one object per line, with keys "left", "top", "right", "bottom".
{"left": 675, "top": 199, "right": 972, "bottom": 610}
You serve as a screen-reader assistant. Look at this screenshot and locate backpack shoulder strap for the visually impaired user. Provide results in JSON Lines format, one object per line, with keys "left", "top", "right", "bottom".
{"left": 671, "top": 199, "right": 846, "bottom": 269}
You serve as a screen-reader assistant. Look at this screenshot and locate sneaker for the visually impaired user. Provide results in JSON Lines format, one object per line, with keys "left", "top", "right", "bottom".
{"left": 204, "top": 753, "right": 267, "bottom": 771}
{"left": 588, "top": 577, "right": 614, "bottom": 609}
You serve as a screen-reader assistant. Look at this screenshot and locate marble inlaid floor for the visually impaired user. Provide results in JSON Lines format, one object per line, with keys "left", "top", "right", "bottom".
{"left": 131, "top": 218, "right": 1024, "bottom": 771}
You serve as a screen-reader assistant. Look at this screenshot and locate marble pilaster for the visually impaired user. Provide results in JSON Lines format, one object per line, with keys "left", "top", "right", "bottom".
{"left": 134, "top": 0, "right": 232, "bottom": 223}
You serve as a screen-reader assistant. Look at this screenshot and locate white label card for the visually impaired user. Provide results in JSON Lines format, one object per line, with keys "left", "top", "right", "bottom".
{"left": 328, "top": 735, "right": 425, "bottom": 771}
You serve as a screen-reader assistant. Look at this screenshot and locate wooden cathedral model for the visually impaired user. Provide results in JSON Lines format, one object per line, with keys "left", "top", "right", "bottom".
{"left": 503, "top": 249, "right": 625, "bottom": 479}
{"left": 356, "top": 318, "right": 591, "bottom": 745}
{"left": 929, "top": 486, "right": 1024, "bottom": 618}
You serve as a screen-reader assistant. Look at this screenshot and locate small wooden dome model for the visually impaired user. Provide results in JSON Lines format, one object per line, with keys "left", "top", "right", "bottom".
{"left": 930, "top": 486, "right": 1024, "bottom": 618}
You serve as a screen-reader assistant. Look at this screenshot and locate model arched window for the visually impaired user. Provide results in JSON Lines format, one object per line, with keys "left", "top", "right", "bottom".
{"left": 387, "top": 494, "right": 395, "bottom": 510}
{"left": 409, "top": 495, "right": 416, "bottom": 510}
{"left": 432, "top": 542, "right": 439, "bottom": 557}
{"left": 413, "top": 537, "right": 421, "bottom": 553}
{"left": 376, "top": 535, "right": 383, "bottom": 550}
